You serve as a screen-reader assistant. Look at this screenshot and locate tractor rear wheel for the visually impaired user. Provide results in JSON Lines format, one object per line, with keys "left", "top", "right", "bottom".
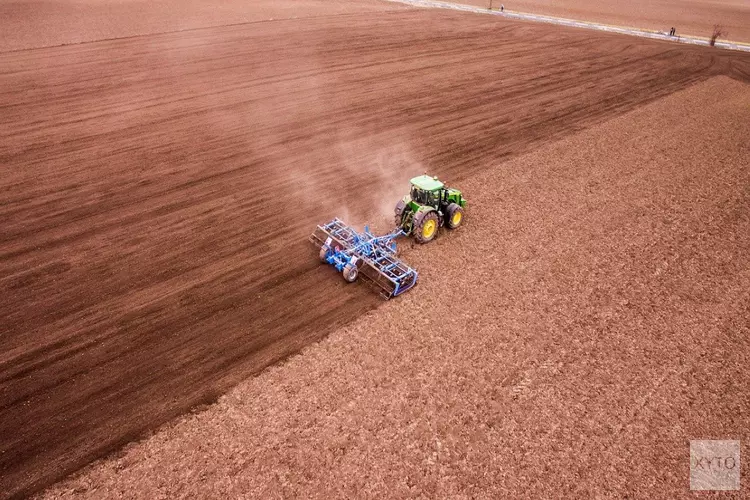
{"left": 394, "top": 199, "right": 409, "bottom": 226}
{"left": 343, "top": 263, "right": 359, "bottom": 283}
{"left": 413, "top": 210, "right": 439, "bottom": 244}
{"left": 445, "top": 203, "right": 464, "bottom": 229}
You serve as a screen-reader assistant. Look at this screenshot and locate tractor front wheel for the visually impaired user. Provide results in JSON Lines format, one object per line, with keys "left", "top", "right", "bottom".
{"left": 413, "top": 210, "right": 439, "bottom": 244}
{"left": 445, "top": 203, "right": 464, "bottom": 229}
{"left": 343, "top": 263, "right": 359, "bottom": 283}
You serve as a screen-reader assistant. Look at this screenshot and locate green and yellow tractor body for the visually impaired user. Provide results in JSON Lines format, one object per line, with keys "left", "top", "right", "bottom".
{"left": 395, "top": 175, "right": 467, "bottom": 244}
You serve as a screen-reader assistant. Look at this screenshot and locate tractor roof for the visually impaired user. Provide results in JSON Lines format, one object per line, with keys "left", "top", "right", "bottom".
{"left": 410, "top": 175, "right": 444, "bottom": 191}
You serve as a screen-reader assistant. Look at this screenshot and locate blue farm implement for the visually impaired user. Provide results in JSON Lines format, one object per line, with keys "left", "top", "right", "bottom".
{"left": 310, "top": 218, "right": 418, "bottom": 299}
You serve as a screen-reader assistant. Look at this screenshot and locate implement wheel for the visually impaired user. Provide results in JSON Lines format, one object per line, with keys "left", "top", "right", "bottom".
{"left": 445, "top": 203, "right": 464, "bottom": 229}
{"left": 413, "top": 210, "right": 439, "bottom": 244}
{"left": 343, "top": 263, "right": 359, "bottom": 283}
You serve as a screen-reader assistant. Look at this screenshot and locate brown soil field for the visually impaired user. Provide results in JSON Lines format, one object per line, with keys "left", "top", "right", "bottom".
{"left": 460, "top": 0, "right": 750, "bottom": 43}
{"left": 2, "top": 4, "right": 749, "bottom": 499}
{"left": 43, "top": 74, "right": 750, "bottom": 498}
{"left": 0, "top": 0, "right": 409, "bottom": 52}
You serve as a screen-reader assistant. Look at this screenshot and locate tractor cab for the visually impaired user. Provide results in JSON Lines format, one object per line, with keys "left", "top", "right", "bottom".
{"left": 409, "top": 175, "right": 444, "bottom": 209}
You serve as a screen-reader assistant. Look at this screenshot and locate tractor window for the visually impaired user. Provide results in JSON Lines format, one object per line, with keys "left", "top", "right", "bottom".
{"left": 411, "top": 186, "right": 425, "bottom": 204}
{"left": 411, "top": 187, "right": 440, "bottom": 206}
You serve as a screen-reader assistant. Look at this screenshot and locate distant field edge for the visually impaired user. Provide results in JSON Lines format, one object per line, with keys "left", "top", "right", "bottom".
{"left": 386, "top": 0, "right": 750, "bottom": 52}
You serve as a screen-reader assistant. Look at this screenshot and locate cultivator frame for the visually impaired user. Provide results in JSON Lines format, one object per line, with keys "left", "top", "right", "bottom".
{"left": 310, "top": 218, "right": 418, "bottom": 299}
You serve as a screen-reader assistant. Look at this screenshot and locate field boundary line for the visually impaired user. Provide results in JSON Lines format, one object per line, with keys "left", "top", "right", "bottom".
{"left": 385, "top": 0, "right": 750, "bottom": 53}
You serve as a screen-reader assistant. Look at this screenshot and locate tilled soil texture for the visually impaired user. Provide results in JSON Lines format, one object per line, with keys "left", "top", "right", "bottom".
{"left": 2, "top": 7, "right": 750, "bottom": 498}
{"left": 0, "top": 0, "right": 409, "bottom": 52}
{"left": 44, "top": 75, "right": 750, "bottom": 500}
{"left": 458, "top": 0, "right": 750, "bottom": 43}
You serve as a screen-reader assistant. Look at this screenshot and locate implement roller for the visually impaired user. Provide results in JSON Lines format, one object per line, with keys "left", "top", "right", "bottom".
{"left": 310, "top": 218, "right": 418, "bottom": 299}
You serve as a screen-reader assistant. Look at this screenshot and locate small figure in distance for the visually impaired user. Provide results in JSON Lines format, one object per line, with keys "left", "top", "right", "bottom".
{"left": 501, "top": 4, "right": 504, "bottom": 12}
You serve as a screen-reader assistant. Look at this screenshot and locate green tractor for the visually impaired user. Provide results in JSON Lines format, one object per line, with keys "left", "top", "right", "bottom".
{"left": 395, "top": 174, "right": 467, "bottom": 244}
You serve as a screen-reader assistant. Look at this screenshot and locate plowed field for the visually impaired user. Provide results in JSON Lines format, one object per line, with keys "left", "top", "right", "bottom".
{"left": 2, "top": 5, "right": 749, "bottom": 498}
